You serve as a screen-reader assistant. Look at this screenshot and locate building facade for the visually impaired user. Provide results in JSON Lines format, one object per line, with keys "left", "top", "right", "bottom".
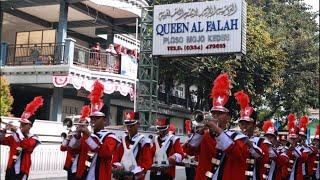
{"left": 0, "top": 0, "right": 192, "bottom": 134}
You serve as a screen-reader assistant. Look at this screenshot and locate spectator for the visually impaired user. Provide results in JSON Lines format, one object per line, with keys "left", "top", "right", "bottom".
{"left": 106, "top": 44, "right": 117, "bottom": 55}
{"left": 90, "top": 42, "right": 101, "bottom": 66}
{"left": 115, "top": 44, "right": 122, "bottom": 55}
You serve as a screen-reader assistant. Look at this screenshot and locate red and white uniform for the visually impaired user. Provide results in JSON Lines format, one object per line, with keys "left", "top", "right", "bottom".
{"left": 69, "top": 135, "right": 91, "bottom": 179}
{"left": 112, "top": 133, "right": 153, "bottom": 179}
{"left": 151, "top": 133, "right": 184, "bottom": 178}
{"left": 184, "top": 131, "right": 217, "bottom": 180}
{"left": 265, "top": 145, "right": 289, "bottom": 180}
{"left": 213, "top": 131, "right": 251, "bottom": 180}
{"left": 288, "top": 144, "right": 309, "bottom": 180}
{"left": 60, "top": 138, "right": 79, "bottom": 173}
{"left": 0, "top": 129, "right": 40, "bottom": 179}
{"left": 306, "top": 145, "right": 319, "bottom": 177}
{"left": 69, "top": 130, "right": 119, "bottom": 180}
{"left": 185, "top": 130, "right": 253, "bottom": 180}
{"left": 275, "top": 145, "right": 290, "bottom": 179}
{"left": 249, "top": 137, "right": 270, "bottom": 180}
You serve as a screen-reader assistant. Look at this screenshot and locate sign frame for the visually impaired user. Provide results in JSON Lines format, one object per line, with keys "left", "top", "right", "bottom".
{"left": 152, "top": 0, "right": 247, "bottom": 57}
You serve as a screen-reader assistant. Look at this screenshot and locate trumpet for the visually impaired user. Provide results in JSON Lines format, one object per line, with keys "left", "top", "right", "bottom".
{"left": 62, "top": 115, "right": 90, "bottom": 138}
{"left": 0, "top": 119, "right": 19, "bottom": 132}
{"left": 191, "top": 110, "right": 214, "bottom": 130}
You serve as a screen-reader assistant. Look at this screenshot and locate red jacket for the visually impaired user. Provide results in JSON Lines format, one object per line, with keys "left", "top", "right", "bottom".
{"left": 84, "top": 131, "right": 119, "bottom": 180}
{"left": 112, "top": 133, "right": 153, "bottom": 179}
{"left": 68, "top": 136, "right": 91, "bottom": 179}
{"left": 288, "top": 145, "right": 309, "bottom": 180}
{"left": 60, "top": 139, "right": 78, "bottom": 171}
{"left": 274, "top": 153, "right": 289, "bottom": 180}
{"left": 0, "top": 130, "right": 39, "bottom": 176}
{"left": 184, "top": 131, "right": 217, "bottom": 180}
{"left": 307, "top": 146, "right": 318, "bottom": 176}
{"left": 184, "top": 131, "right": 249, "bottom": 180}
{"left": 219, "top": 131, "right": 250, "bottom": 180}
{"left": 250, "top": 137, "right": 270, "bottom": 179}
{"left": 151, "top": 134, "right": 185, "bottom": 178}
{"left": 69, "top": 131, "right": 119, "bottom": 180}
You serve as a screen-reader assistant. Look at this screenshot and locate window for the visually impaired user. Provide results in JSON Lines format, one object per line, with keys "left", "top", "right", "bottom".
{"left": 15, "top": 29, "right": 56, "bottom": 59}
{"left": 16, "top": 29, "right": 56, "bottom": 45}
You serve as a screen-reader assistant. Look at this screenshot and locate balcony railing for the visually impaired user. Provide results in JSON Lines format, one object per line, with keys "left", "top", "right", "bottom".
{"left": 158, "top": 91, "right": 189, "bottom": 108}
{"left": 73, "top": 45, "right": 120, "bottom": 73}
{"left": 5, "top": 43, "right": 65, "bottom": 66}
{"left": 1, "top": 144, "right": 67, "bottom": 179}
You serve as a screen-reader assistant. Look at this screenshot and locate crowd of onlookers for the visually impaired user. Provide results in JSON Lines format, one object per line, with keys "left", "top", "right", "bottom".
{"left": 90, "top": 42, "right": 138, "bottom": 57}
{"left": 88, "top": 42, "right": 139, "bottom": 73}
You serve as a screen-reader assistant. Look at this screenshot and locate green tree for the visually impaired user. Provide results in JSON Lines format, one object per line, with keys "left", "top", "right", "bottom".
{"left": 249, "top": 0, "right": 319, "bottom": 118}
{"left": 153, "top": 0, "right": 319, "bottom": 120}
{"left": 0, "top": 76, "right": 14, "bottom": 116}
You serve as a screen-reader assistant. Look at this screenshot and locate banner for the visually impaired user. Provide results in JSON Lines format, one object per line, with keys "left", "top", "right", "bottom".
{"left": 120, "top": 54, "right": 138, "bottom": 79}
{"left": 153, "top": 0, "right": 247, "bottom": 56}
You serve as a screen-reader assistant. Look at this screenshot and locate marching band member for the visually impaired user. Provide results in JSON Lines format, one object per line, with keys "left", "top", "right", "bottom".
{"left": 183, "top": 119, "right": 197, "bottom": 180}
{"left": 68, "top": 118, "right": 92, "bottom": 179}
{"left": 277, "top": 130, "right": 291, "bottom": 179}
{"left": 262, "top": 120, "right": 289, "bottom": 180}
{"left": 183, "top": 116, "right": 217, "bottom": 180}
{"left": 184, "top": 73, "right": 250, "bottom": 180}
{"left": 150, "top": 118, "right": 184, "bottom": 180}
{"left": 168, "top": 123, "right": 176, "bottom": 135}
{"left": 297, "top": 116, "right": 313, "bottom": 179}
{"left": 311, "top": 125, "right": 320, "bottom": 179}
{"left": 0, "top": 96, "right": 43, "bottom": 180}
{"left": 70, "top": 80, "right": 120, "bottom": 180}
{"left": 112, "top": 111, "right": 153, "bottom": 180}
{"left": 60, "top": 105, "right": 90, "bottom": 180}
{"left": 234, "top": 90, "right": 270, "bottom": 180}
{"left": 306, "top": 125, "right": 320, "bottom": 179}
{"left": 287, "top": 115, "right": 309, "bottom": 180}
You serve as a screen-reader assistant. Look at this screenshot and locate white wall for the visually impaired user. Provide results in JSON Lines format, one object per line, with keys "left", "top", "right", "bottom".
{"left": 2, "top": 13, "right": 50, "bottom": 44}
{"left": 70, "top": 36, "right": 90, "bottom": 48}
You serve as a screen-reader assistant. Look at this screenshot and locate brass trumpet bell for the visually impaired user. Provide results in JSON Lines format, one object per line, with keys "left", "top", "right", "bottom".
{"left": 191, "top": 110, "right": 213, "bottom": 129}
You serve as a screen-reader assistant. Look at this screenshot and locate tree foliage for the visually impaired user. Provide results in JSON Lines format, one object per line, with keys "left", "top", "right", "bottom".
{"left": 0, "top": 76, "right": 14, "bottom": 116}
{"left": 155, "top": 0, "right": 319, "bottom": 120}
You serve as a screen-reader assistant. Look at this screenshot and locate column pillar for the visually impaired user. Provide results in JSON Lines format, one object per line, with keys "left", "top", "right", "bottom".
{"left": 56, "top": 1, "right": 69, "bottom": 64}
{"left": 103, "top": 95, "right": 111, "bottom": 125}
{"left": 64, "top": 38, "right": 76, "bottom": 66}
{"left": 105, "top": 34, "right": 114, "bottom": 47}
{"left": 50, "top": 87, "right": 63, "bottom": 122}
{"left": 0, "top": 42, "right": 8, "bottom": 66}
{"left": 0, "top": 10, "right": 3, "bottom": 43}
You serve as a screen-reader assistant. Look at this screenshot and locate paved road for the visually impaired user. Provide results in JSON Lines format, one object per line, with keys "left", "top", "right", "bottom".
{"left": 29, "top": 166, "right": 188, "bottom": 180}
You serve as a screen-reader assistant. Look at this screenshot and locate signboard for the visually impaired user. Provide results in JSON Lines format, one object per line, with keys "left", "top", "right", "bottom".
{"left": 121, "top": 54, "right": 138, "bottom": 79}
{"left": 152, "top": 0, "right": 247, "bottom": 56}
{"left": 61, "top": 98, "right": 84, "bottom": 120}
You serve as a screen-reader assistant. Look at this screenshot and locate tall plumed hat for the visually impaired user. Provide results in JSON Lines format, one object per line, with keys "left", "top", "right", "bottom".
{"left": 263, "top": 120, "right": 277, "bottom": 137}
{"left": 288, "top": 113, "right": 298, "bottom": 138}
{"left": 210, "top": 73, "right": 231, "bottom": 112}
{"left": 20, "top": 96, "right": 44, "bottom": 124}
{"left": 155, "top": 117, "right": 170, "bottom": 131}
{"left": 123, "top": 111, "right": 139, "bottom": 125}
{"left": 234, "top": 90, "right": 254, "bottom": 122}
{"left": 89, "top": 80, "right": 105, "bottom": 117}
{"left": 79, "top": 105, "right": 91, "bottom": 123}
{"left": 298, "top": 116, "right": 309, "bottom": 137}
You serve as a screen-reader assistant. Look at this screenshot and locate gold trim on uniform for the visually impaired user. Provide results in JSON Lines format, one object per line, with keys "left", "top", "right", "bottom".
{"left": 205, "top": 171, "right": 213, "bottom": 178}
{"left": 245, "top": 171, "right": 253, "bottom": 176}
{"left": 211, "top": 158, "right": 221, "bottom": 165}
{"left": 246, "top": 159, "right": 255, "bottom": 164}
{"left": 264, "top": 164, "right": 271, "bottom": 168}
